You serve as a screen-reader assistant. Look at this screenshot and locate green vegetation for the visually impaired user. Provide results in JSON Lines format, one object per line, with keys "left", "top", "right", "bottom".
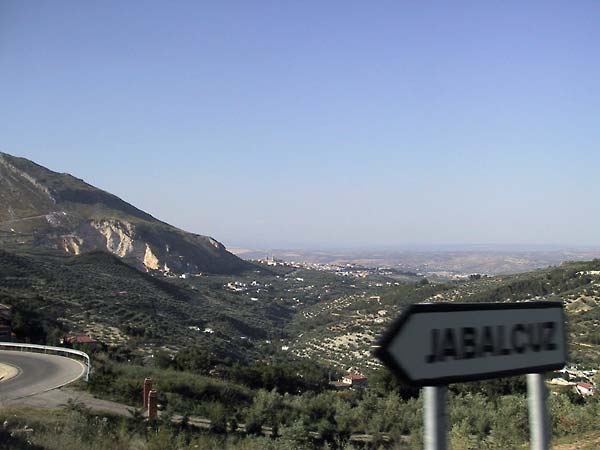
{"left": 0, "top": 403, "right": 302, "bottom": 450}
{"left": 0, "top": 248, "right": 371, "bottom": 361}
{"left": 4, "top": 216, "right": 600, "bottom": 448}
{"left": 70, "top": 342, "right": 596, "bottom": 450}
{"left": 288, "top": 258, "right": 600, "bottom": 370}
{"left": 3, "top": 360, "right": 599, "bottom": 450}
{"left": 452, "top": 259, "right": 600, "bottom": 364}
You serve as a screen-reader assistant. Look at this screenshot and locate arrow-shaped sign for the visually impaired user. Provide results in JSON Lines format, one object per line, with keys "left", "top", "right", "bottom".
{"left": 375, "top": 301, "right": 567, "bottom": 386}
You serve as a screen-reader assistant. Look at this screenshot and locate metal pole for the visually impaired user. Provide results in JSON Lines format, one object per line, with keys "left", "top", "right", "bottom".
{"left": 424, "top": 386, "right": 448, "bottom": 450}
{"left": 527, "top": 373, "right": 550, "bottom": 450}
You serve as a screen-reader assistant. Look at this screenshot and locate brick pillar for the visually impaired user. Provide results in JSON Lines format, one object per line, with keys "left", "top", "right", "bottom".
{"left": 143, "top": 378, "right": 152, "bottom": 408}
{"left": 148, "top": 389, "right": 158, "bottom": 419}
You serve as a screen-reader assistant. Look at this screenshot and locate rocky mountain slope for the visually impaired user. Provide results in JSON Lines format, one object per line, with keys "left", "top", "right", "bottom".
{"left": 0, "top": 151, "right": 248, "bottom": 274}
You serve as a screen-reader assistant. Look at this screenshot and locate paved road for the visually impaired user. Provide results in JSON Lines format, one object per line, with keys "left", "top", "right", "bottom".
{"left": 0, "top": 350, "right": 85, "bottom": 402}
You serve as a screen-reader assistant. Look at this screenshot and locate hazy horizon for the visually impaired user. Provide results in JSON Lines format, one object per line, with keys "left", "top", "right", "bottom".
{"left": 230, "top": 243, "right": 600, "bottom": 252}
{"left": 2, "top": 1, "right": 599, "bottom": 249}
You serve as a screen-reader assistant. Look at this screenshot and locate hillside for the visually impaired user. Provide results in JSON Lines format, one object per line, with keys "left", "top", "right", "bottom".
{"left": 287, "top": 260, "right": 600, "bottom": 371}
{"left": 0, "top": 247, "right": 381, "bottom": 361}
{"left": 0, "top": 248, "right": 292, "bottom": 359}
{"left": 0, "top": 151, "right": 248, "bottom": 274}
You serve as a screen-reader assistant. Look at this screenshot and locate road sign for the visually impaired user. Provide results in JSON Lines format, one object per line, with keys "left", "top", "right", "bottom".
{"left": 375, "top": 301, "right": 566, "bottom": 386}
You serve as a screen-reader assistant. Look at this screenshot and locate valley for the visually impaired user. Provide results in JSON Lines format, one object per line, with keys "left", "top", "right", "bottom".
{"left": 2, "top": 153, "right": 600, "bottom": 449}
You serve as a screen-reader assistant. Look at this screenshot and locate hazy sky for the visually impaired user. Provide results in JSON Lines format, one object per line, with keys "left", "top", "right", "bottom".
{"left": 1, "top": 1, "right": 599, "bottom": 249}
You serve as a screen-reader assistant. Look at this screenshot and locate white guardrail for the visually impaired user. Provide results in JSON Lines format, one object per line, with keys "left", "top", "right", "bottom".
{"left": 0, "top": 342, "right": 91, "bottom": 382}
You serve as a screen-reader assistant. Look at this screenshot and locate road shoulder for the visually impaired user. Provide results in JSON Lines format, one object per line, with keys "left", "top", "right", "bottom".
{"left": 0, "top": 362, "right": 19, "bottom": 382}
{"left": 5, "top": 386, "right": 136, "bottom": 417}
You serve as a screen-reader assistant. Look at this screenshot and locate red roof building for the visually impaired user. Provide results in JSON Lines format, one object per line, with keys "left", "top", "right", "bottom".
{"left": 342, "top": 374, "right": 368, "bottom": 388}
{"left": 64, "top": 335, "right": 99, "bottom": 349}
{"left": 576, "top": 382, "right": 595, "bottom": 396}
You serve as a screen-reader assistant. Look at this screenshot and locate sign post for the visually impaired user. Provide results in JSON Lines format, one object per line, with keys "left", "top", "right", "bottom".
{"left": 527, "top": 373, "right": 550, "bottom": 450}
{"left": 375, "top": 301, "right": 566, "bottom": 450}
{"left": 424, "top": 386, "right": 447, "bottom": 450}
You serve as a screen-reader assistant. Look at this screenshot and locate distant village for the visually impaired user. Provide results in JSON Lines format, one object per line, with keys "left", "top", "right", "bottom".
{"left": 256, "top": 256, "right": 400, "bottom": 279}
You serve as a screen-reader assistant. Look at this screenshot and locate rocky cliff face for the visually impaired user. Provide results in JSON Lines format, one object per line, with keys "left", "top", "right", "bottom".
{"left": 0, "top": 152, "right": 249, "bottom": 274}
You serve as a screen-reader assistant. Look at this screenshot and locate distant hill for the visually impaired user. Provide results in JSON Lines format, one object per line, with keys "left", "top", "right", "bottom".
{"left": 0, "top": 151, "right": 249, "bottom": 274}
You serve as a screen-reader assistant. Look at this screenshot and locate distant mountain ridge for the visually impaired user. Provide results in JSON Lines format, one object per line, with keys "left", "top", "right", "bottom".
{"left": 0, "top": 151, "right": 249, "bottom": 274}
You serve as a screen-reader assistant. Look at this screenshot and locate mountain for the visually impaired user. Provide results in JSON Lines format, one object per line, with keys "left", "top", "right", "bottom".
{"left": 0, "top": 151, "right": 249, "bottom": 274}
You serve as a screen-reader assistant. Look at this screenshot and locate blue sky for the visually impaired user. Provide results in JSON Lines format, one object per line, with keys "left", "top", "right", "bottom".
{"left": 1, "top": 1, "right": 599, "bottom": 249}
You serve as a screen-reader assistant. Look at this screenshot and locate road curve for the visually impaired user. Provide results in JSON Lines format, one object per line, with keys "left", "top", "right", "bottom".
{"left": 0, "top": 350, "right": 85, "bottom": 401}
